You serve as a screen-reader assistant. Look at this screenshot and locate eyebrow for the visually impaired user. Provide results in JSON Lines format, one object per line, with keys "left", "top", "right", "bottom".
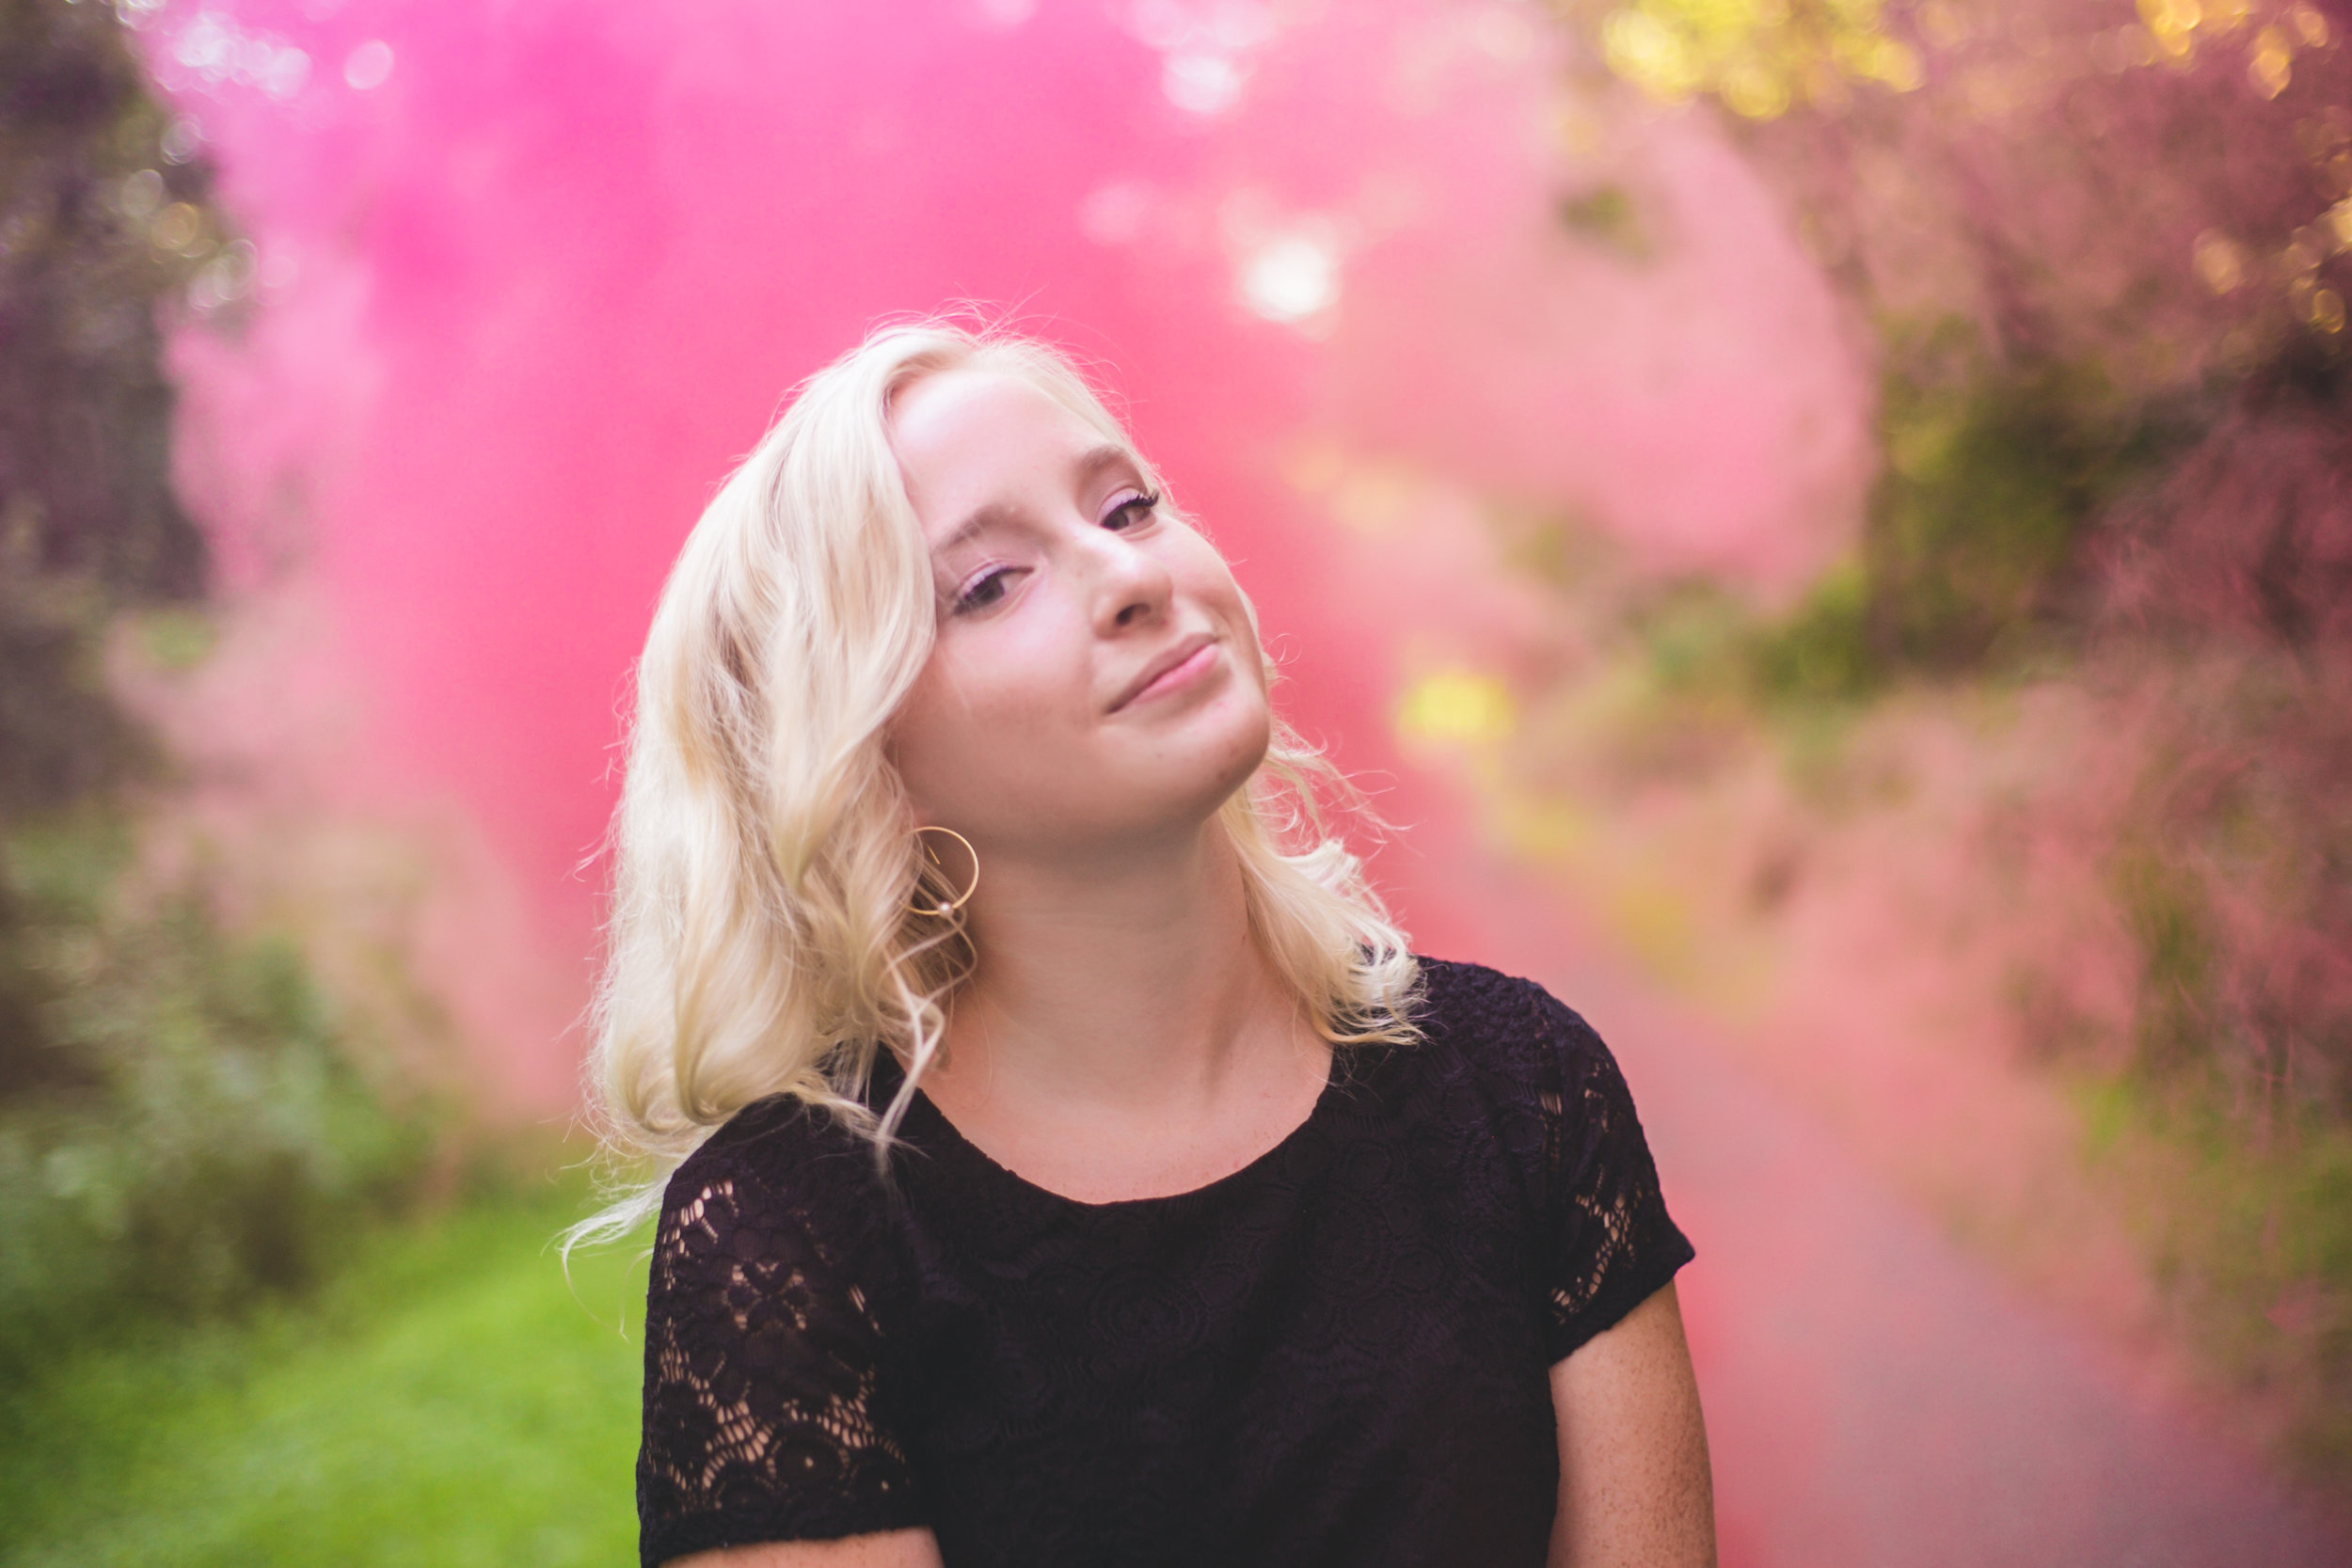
{"left": 930, "top": 442, "right": 1139, "bottom": 558}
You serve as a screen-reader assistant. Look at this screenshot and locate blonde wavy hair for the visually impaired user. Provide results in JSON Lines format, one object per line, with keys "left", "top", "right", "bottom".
{"left": 567, "top": 318, "right": 1421, "bottom": 1247}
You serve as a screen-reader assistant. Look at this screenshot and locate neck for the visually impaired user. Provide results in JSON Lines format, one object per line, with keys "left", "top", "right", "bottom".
{"left": 933, "top": 816, "right": 1288, "bottom": 1116}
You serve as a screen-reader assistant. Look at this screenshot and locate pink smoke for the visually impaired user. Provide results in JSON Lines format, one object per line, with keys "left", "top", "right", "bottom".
{"left": 145, "top": 0, "right": 1869, "bottom": 1107}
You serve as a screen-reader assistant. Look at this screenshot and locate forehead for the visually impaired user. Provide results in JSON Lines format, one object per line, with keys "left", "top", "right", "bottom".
{"left": 890, "top": 368, "right": 1123, "bottom": 502}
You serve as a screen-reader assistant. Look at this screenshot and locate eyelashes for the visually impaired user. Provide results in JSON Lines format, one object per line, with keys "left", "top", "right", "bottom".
{"left": 947, "top": 489, "right": 1164, "bottom": 616}
{"left": 1103, "top": 488, "right": 1161, "bottom": 531}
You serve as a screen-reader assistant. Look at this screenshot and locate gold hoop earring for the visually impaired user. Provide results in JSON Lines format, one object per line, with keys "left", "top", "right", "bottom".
{"left": 909, "top": 825, "right": 980, "bottom": 916}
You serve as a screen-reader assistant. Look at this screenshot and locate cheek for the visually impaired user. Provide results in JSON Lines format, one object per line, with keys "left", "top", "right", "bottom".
{"left": 1185, "top": 567, "right": 1266, "bottom": 686}
{"left": 890, "top": 626, "right": 1081, "bottom": 814}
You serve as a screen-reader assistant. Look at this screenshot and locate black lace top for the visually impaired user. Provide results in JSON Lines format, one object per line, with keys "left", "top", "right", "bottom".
{"left": 635, "top": 956, "right": 1695, "bottom": 1568}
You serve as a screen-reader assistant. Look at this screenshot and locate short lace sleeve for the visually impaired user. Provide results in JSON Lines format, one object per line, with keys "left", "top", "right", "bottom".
{"left": 636, "top": 1113, "right": 923, "bottom": 1568}
{"left": 1530, "top": 990, "right": 1696, "bottom": 1363}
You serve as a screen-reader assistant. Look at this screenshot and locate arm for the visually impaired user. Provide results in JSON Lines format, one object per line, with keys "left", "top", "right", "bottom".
{"left": 669, "top": 1528, "right": 946, "bottom": 1568}
{"left": 1547, "top": 1279, "right": 1716, "bottom": 1568}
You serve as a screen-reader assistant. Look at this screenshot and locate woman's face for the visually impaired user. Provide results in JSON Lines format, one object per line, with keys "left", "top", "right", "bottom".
{"left": 884, "top": 366, "right": 1271, "bottom": 862}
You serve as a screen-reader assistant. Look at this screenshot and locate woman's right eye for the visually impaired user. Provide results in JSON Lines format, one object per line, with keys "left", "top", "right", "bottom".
{"left": 952, "top": 567, "right": 1015, "bottom": 614}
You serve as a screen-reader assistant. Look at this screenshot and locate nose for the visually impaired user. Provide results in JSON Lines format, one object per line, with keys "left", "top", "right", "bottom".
{"left": 1081, "top": 525, "right": 1173, "bottom": 636}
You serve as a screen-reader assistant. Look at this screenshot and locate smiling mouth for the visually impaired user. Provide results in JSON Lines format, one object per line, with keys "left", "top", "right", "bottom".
{"left": 1112, "top": 634, "right": 1219, "bottom": 712}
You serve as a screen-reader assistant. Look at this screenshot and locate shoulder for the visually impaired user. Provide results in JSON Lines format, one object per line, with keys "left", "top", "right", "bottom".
{"left": 655, "top": 1090, "right": 901, "bottom": 1275}
{"left": 669, "top": 1088, "right": 875, "bottom": 1189}
{"left": 1394, "top": 955, "right": 1638, "bottom": 1187}
{"left": 1404, "top": 953, "right": 1607, "bottom": 1092}
{"left": 1404, "top": 957, "right": 1695, "bottom": 1354}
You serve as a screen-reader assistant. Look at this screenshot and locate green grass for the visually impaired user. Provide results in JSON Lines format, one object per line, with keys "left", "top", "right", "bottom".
{"left": 0, "top": 1178, "right": 647, "bottom": 1567}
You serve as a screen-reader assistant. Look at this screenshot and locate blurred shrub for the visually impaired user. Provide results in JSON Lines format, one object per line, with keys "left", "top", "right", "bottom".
{"left": 1738, "top": 343, "right": 2200, "bottom": 699}
{"left": 2, "top": 0, "right": 227, "bottom": 812}
{"left": 2073, "top": 1058, "right": 2352, "bottom": 1474}
{"left": 0, "top": 815, "right": 438, "bottom": 1373}
{"left": 1858, "top": 353, "right": 2176, "bottom": 667}
{"left": 0, "top": 0, "right": 444, "bottom": 1374}
{"left": 1539, "top": 0, "right": 2352, "bottom": 1486}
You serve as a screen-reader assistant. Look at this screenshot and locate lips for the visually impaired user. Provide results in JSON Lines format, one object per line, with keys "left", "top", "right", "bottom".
{"left": 1111, "top": 631, "right": 1218, "bottom": 712}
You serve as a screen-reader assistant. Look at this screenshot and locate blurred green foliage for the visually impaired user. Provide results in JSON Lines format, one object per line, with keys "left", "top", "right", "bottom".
{"left": 2109, "top": 842, "right": 2218, "bottom": 1083}
{"left": 0, "top": 813, "right": 438, "bottom": 1377}
{"left": 1578, "top": 339, "right": 2176, "bottom": 713}
{"left": 1856, "top": 354, "right": 2169, "bottom": 669}
{"left": 1, "top": 0, "right": 222, "bottom": 810}
{"left": 2070, "top": 1063, "right": 2352, "bottom": 1473}
{"left": 1541, "top": 0, "right": 2352, "bottom": 1489}
{"left": 0, "top": 0, "right": 445, "bottom": 1381}
{"left": 1587, "top": 0, "right": 1922, "bottom": 118}
{"left": 1559, "top": 337, "right": 2207, "bottom": 716}
{"left": 1556, "top": 332, "right": 2352, "bottom": 1473}
{"left": 1555, "top": 182, "right": 1656, "bottom": 261}
{"left": 1749, "top": 352, "right": 2190, "bottom": 696}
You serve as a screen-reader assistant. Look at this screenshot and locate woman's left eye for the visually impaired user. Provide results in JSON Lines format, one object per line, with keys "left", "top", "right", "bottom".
{"left": 1102, "top": 489, "right": 1160, "bottom": 531}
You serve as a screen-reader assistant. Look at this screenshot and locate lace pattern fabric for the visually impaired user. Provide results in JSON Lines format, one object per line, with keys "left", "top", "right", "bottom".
{"left": 638, "top": 1144, "right": 922, "bottom": 1560}
{"left": 1529, "top": 981, "right": 1690, "bottom": 1359}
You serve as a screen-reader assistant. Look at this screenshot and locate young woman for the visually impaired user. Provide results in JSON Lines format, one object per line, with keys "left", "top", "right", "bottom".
{"left": 573, "top": 320, "right": 1715, "bottom": 1568}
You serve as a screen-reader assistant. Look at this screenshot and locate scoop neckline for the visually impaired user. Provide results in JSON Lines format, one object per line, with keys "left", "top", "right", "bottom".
{"left": 880, "top": 1043, "right": 1345, "bottom": 1215}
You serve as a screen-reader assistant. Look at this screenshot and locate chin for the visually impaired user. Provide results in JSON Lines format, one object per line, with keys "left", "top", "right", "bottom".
{"left": 1195, "top": 700, "right": 1275, "bottom": 812}
{"left": 1101, "top": 703, "right": 1273, "bottom": 841}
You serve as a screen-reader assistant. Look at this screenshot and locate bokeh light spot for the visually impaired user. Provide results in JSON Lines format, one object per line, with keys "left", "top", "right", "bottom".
{"left": 1395, "top": 670, "right": 1516, "bottom": 749}
{"left": 2326, "top": 198, "right": 2352, "bottom": 253}
{"left": 150, "top": 201, "right": 201, "bottom": 251}
{"left": 189, "top": 240, "right": 258, "bottom": 312}
{"left": 2193, "top": 229, "right": 2246, "bottom": 293}
{"left": 117, "top": 167, "right": 165, "bottom": 222}
{"left": 2139, "top": 0, "right": 2201, "bottom": 54}
{"left": 1721, "top": 58, "right": 1789, "bottom": 120}
{"left": 169, "top": 12, "right": 311, "bottom": 98}
{"left": 2249, "top": 25, "right": 2294, "bottom": 98}
{"left": 344, "top": 40, "right": 394, "bottom": 91}
{"left": 2205, "top": 0, "right": 2251, "bottom": 35}
{"left": 159, "top": 117, "right": 201, "bottom": 163}
{"left": 1163, "top": 52, "right": 1244, "bottom": 114}
{"left": 1238, "top": 231, "right": 1340, "bottom": 324}
{"left": 1603, "top": 10, "right": 1699, "bottom": 103}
